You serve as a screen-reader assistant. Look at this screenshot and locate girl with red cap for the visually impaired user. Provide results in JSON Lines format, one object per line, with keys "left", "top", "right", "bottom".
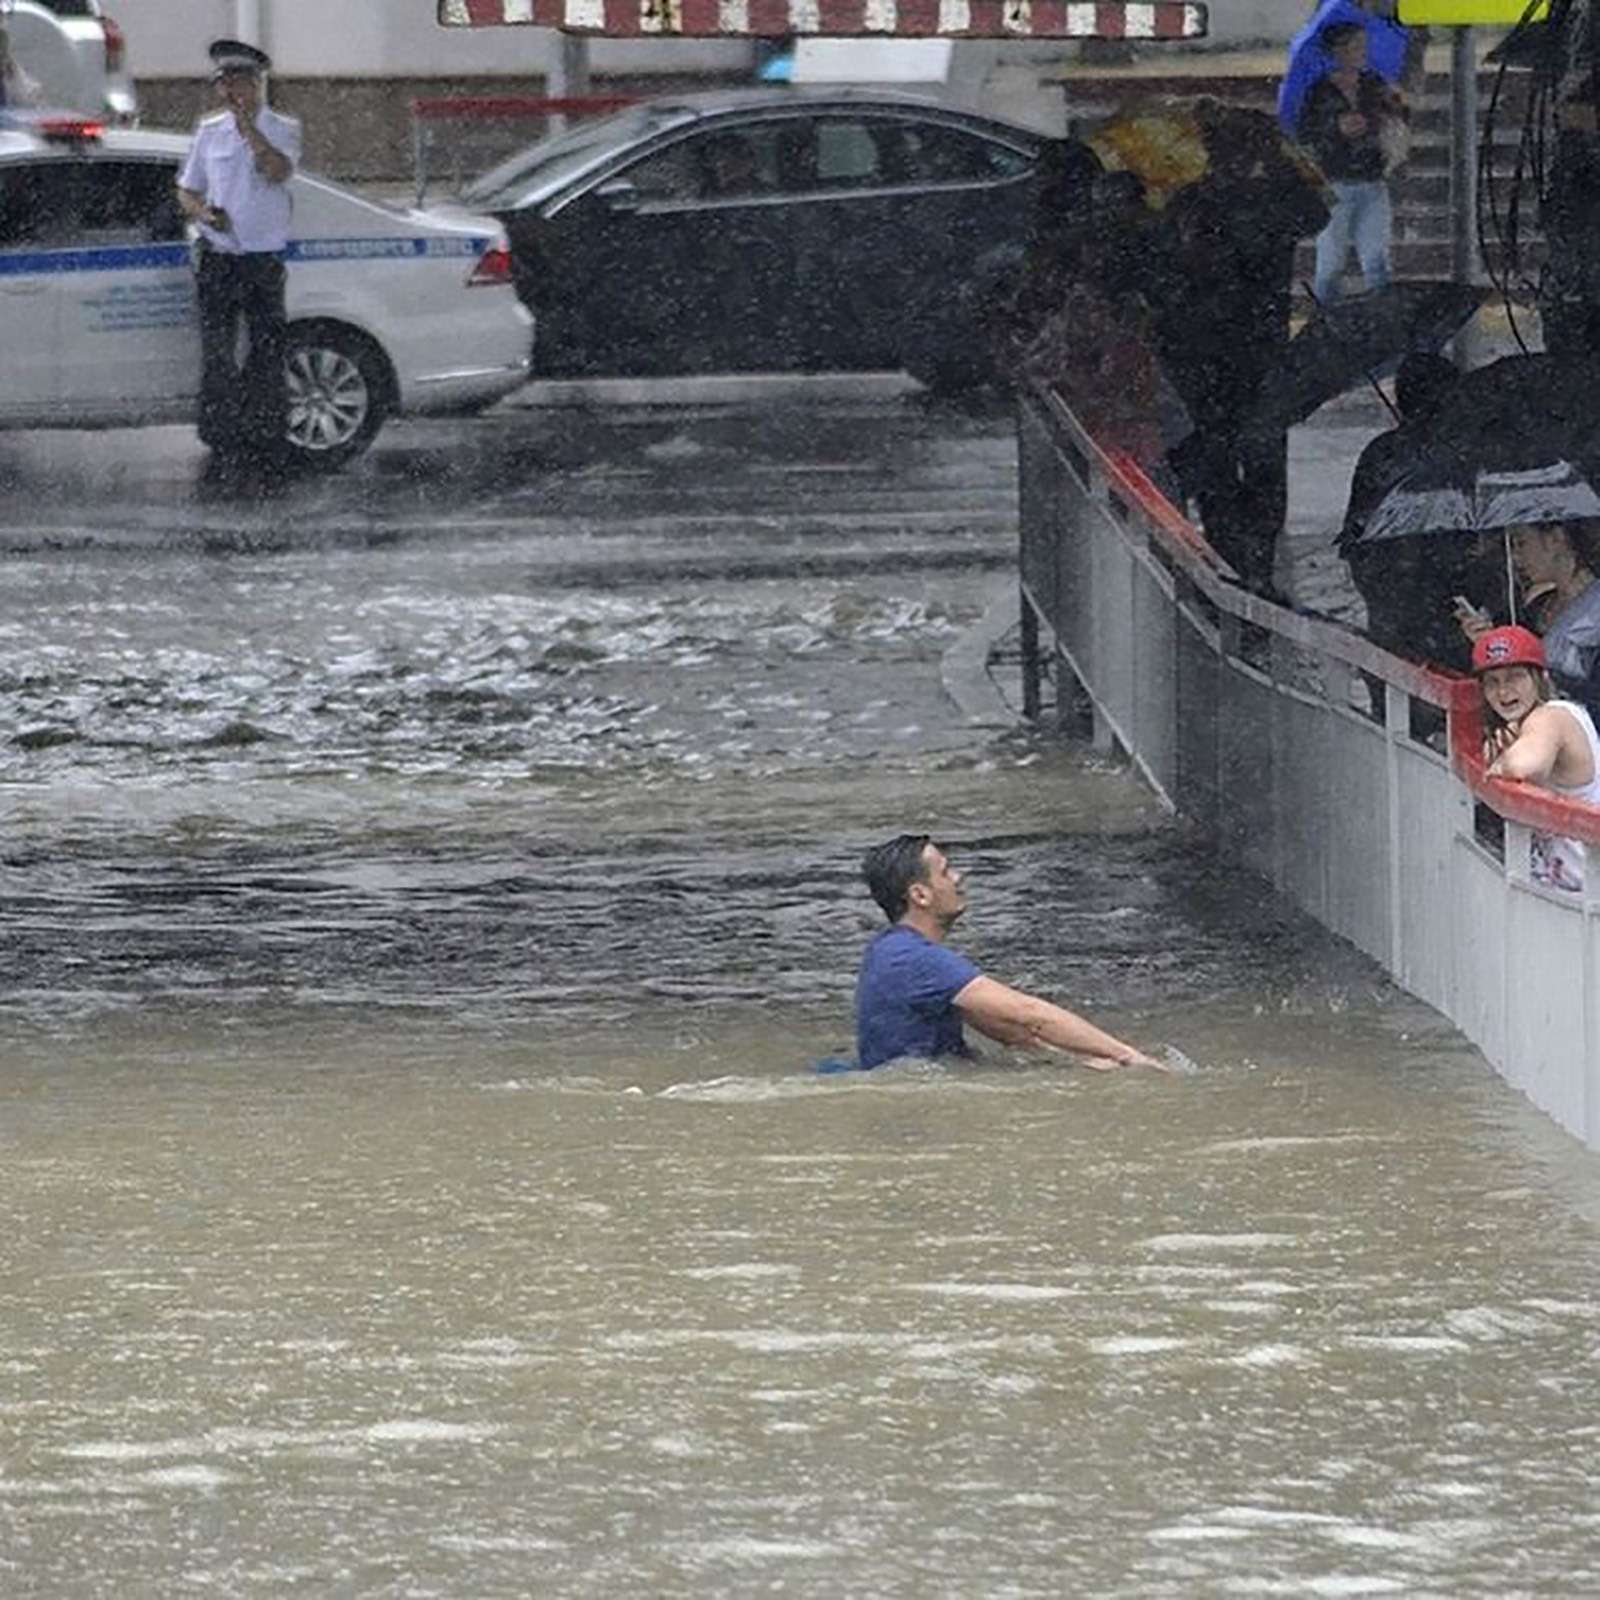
{"left": 1475, "top": 624, "right": 1600, "bottom": 892}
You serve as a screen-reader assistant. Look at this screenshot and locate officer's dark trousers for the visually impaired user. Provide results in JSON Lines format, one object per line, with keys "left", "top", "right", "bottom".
{"left": 195, "top": 246, "right": 288, "bottom": 460}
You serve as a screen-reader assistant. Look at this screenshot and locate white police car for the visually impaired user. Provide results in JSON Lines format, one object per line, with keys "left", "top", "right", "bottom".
{"left": 0, "top": 115, "right": 533, "bottom": 467}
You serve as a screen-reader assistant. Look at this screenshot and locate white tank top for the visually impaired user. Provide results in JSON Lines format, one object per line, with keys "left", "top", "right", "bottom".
{"left": 1529, "top": 699, "right": 1600, "bottom": 893}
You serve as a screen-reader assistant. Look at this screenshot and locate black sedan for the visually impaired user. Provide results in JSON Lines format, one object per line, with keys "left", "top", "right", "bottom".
{"left": 461, "top": 89, "right": 1048, "bottom": 393}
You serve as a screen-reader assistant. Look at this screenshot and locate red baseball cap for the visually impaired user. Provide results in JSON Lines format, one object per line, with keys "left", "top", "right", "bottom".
{"left": 1472, "top": 624, "right": 1546, "bottom": 674}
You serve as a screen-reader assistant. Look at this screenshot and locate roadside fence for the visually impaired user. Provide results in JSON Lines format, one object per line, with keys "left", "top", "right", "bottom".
{"left": 1017, "top": 378, "right": 1600, "bottom": 1148}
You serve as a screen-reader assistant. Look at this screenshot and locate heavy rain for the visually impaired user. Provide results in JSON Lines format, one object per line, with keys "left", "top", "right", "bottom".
{"left": 5, "top": 3, "right": 1600, "bottom": 1596}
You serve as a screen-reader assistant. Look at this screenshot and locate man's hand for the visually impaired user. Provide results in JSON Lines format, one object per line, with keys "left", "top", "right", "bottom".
{"left": 1338, "top": 112, "right": 1369, "bottom": 138}
{"left": 1453, "top": 595, "right": 1492, "bottom": 641}
{"left": 1078, "top": 1050, "right": 1171, "bottom": 1072}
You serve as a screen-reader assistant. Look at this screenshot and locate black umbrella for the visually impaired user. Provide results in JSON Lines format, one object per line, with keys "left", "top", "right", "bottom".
{"left": 1360, "top": 459, "right": 1600, "bottom": 542}
{"left": 1248, "top": 280, "right": 1489, "bottom": 434}
{"left": 1355, "top": 352, "right": 1600, "bottom": 543}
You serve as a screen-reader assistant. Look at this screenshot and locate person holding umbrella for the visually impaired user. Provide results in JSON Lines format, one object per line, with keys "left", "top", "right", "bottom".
{"left": 1278, "top": 0, "right": 1425, "bottom": 139}
{"left": 1296, "top": 21, "right": 1408, "bottom": 304}
{"left": 1458, "top": 522, "right": 1600, "bottom": 710}
{"left": 1474, "top": 624, "right": 1600, "bottom": 893}
{"left": 1338, "top": 353, "right": 1490, "bottom": 670}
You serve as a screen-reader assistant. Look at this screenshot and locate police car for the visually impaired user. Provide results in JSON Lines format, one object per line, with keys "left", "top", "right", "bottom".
{"left": 0, "top": 115, "right": 534, "bottom": 466}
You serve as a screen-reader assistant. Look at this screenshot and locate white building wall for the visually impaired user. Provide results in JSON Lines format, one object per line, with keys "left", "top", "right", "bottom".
{"left": 1201, "top": 0, "right": 1306, "bottom": 46}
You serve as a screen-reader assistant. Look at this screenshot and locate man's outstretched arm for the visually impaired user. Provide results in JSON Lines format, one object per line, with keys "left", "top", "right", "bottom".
{"left": 954, "top": 976, "right": 1162, "bottom": 1069}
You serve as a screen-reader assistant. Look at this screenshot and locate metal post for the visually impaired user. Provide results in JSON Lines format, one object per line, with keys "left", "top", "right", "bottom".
{"left": 546, "top": 35, "right": 590, "bottom": 133}
{"left": 1019, "top": 586, "right": 1041, "bottom": 723}
{"left": 235, "top": 0, "right": 263, "bottom": 47}
{"left": 1449, "top": 26, "right": 1480, "bottom": 364}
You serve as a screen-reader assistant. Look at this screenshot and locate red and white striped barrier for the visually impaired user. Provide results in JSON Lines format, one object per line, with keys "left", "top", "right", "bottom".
{"left": 438, "top": 0, "right": 1207, "bottom": 38}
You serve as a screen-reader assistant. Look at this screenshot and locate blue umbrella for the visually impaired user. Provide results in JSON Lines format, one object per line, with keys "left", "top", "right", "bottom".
{"left": 1278, "top": 1, "right": 1414, "bottom": 136}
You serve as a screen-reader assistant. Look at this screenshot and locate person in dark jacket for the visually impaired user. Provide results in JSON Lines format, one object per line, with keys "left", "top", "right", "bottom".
{"left": 1150, "top": 102, "right": 1331, "bottom": 595}
{"left": 1337, "top": 353, "right": 1501, "bottom": 672}
{"left": 1297, "top": 20, "right": 1406, "bottom": 303}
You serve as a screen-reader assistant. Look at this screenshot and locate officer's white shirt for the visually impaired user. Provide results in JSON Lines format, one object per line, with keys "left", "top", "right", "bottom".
{"left": 178, "top": 106, "right": 302, "bottom": 255}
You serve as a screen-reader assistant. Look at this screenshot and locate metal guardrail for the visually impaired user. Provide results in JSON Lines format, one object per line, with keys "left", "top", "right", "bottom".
{"left": 1017, "top": 378, "right": 1600, "bottom": 1148}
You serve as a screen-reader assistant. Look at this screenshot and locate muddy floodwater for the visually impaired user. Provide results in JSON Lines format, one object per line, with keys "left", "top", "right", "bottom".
{"left": 4, "top": 403, "right": 1600, "bottom": 1597}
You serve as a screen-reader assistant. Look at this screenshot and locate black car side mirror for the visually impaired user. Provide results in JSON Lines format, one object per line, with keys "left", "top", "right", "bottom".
{"left": 594, "top": 179, "right": 641, "bottom": 213}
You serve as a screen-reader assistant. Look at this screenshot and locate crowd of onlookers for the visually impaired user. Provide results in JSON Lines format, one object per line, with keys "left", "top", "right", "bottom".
{"left": 1005, "top": 0, "right": 1600, "bottom": 890}
{"left": 1005, "top": 0, "right": 1431, "bottom": 603}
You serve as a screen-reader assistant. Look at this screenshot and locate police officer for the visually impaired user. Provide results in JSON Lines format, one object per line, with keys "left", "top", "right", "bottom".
{"left": 175, "top": 40, "right": 302, "bottom": 465}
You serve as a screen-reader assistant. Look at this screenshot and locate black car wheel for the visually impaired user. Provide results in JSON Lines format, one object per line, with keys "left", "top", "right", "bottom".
{"left": 284, "top": 324, "right": 393, "bottom": 469}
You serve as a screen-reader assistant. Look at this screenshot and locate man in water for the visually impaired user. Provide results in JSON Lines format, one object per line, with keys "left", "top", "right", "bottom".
{"left": 854, "top": 834, "right": 1163, "bottom": 1071}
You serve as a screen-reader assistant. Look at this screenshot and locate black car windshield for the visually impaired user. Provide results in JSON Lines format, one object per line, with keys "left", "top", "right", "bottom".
{"left": 462, "top": 104, "right": 687, "bottom": 208}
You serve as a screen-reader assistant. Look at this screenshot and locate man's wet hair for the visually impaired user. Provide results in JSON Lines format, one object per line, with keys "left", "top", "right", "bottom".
{"left": 862, "top": 834, "right": 933, "bottom": 922}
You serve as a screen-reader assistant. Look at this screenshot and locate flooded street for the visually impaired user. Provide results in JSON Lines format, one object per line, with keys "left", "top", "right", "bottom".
{"left": 5, "top": 395, "right": 1600, "bottom": 1597}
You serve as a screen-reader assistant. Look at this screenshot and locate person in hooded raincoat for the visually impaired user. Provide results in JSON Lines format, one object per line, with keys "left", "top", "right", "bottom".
{"left": 1278, "top": 0, "right": 1424, "bottom": 138}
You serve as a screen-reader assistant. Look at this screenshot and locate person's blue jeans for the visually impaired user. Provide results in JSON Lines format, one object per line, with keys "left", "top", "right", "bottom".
{"left": 1313, "top": 179, "right": 1393, "bottom": 304}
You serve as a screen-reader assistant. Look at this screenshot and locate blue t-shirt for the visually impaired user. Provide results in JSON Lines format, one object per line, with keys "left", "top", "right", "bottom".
{"left": 854, "top": 925, "right": 981, "bottom": 1070}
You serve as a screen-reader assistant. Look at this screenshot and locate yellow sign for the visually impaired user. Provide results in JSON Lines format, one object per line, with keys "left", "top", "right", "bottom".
{"left": 1397, "top": 0, "right": 1548, "bottom": 21}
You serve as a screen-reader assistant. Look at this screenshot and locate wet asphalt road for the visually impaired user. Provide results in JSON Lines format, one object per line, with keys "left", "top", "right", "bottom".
{"left": 0, "top": 378, "right": 1020, "bottom": 569}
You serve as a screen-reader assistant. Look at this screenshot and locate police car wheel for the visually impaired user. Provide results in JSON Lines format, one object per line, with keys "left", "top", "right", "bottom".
{"left": 283, "top": 327, "right": 391, "bottom": 467}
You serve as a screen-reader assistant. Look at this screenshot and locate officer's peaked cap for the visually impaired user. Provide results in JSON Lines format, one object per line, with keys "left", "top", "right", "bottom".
{"left": 209, "top": 39, "right": 271, "bottom": 78}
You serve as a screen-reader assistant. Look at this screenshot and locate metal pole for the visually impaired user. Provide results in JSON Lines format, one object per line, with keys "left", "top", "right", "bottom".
{"left": 1019, "top": 586, "right": 1040, "bottom": 723}
{"left": 1449, "top": 25, "right": 1480, "bottom": 364}
{"left": 235, "top": 0, "right": 263, "bottom": 47}
{"left": 546, "top": 35, "right": 590, "bottom": 132}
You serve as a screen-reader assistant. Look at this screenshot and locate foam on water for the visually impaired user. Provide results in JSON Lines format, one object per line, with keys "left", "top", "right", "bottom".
{"left": 1227, "top": 1344, "right": 1312, "bottom": 1368}
{"left": 434, "top": 1535, "right": 565, "bottom": 1553}
{"left": 1201, "top": 1135, "right": 1397, "bottom": 1155}
{"left": 906, "top": 1282, "right": 1078, "bottom": 1302}
{"left": 136, "top": 1465, "right": 230, "bottom": 1491}
{"left": 1344, "top": 1335, "right": 1470, "bottom": 1353}
{"left": 1143, "top": 1234, "right": 1301, "bottom": 1253}
{"left": 361, "top": 1421, "right": 497, "bottom": 1444}
{"left": 682, "top": 1264, "right": 800, "bottom": 1280}
{"left": 678, "top": 1537, "right": 844, "bottom": 1563}
{"left": 1087, "top": 1336, "right": 1193, "bottom": 1356}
